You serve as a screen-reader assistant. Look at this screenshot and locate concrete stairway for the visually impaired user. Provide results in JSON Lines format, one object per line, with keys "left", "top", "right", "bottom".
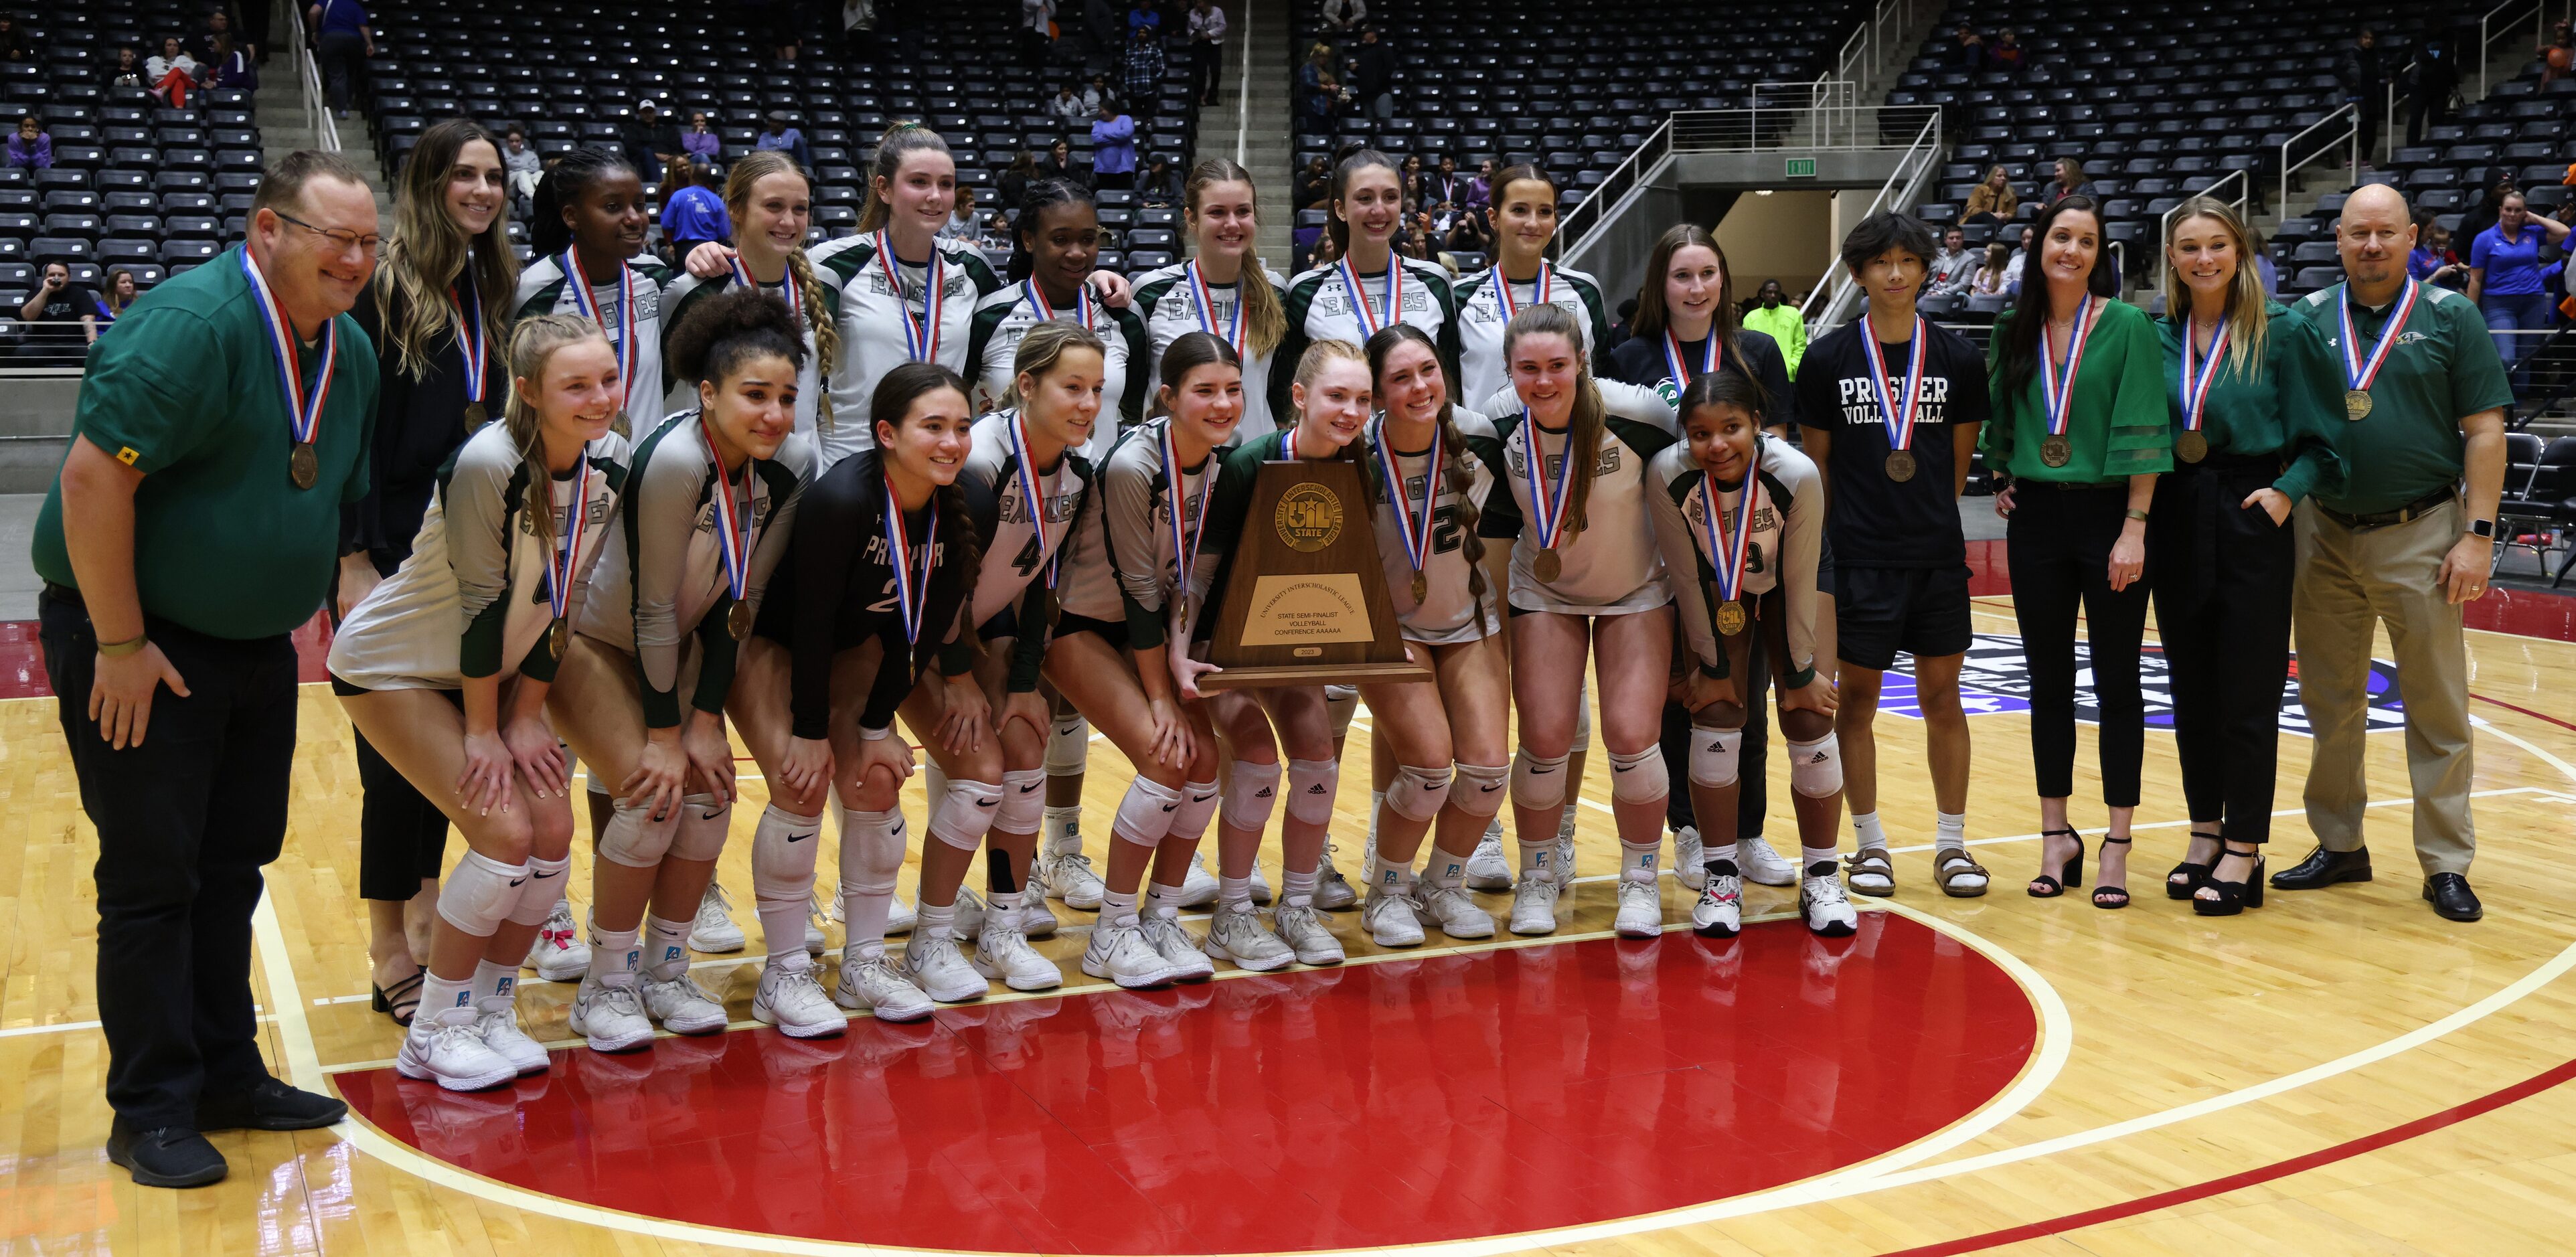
{"left": 254, "top": 68, "right": 394, "bottom": 228}
{"left": 1232, "top": 0, "right": 1295, "bottom": 268}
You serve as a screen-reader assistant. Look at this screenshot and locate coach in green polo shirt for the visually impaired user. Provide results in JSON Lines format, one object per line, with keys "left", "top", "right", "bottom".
{"left": 31, "top": 151, "right": 380, "bottom": 1188}
{"left": 2278, "top": 183, "right": 2510, "bottom": 923}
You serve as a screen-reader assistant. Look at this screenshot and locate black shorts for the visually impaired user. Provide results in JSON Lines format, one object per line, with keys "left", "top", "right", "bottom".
{"left": 329, "top": 675, "right": 465, "bottom": 709}
{"left": 1053, "top": 611, "right": 1131, "bottom": 652}
{"left": 1832, "top": 564, "right": 1971, "bottom": 672}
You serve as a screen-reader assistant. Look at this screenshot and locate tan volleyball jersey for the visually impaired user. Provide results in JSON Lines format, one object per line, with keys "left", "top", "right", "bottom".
{"left": 1469, "top": 379, "right": 1680, "bottom": 615}
{"left": 1644, "top": 436, "right": 1823, "bottom": 685}
{"left": 1056, "top": 415, "right": 1214, "bottom": 650}
{"left": 1364, "top": 407, "right": 1503, "bottom": 644}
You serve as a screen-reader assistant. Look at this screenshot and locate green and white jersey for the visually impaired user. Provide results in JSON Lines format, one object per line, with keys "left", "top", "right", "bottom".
{"left": 1130, "top": 260, "right": 1291, "bottom": 438}
{"left": 329, "top": 421, "right": 631, "bottom": 690}
{"left": 959, "top": 409, "right": 1096, "bottom": 631}
{"left": 578, "top": 410, "right": 815, "bottom": 728}
{"left": 1451, "top": 260, "right": 1614, "bottom": 408}
{"left": 657, "top": 265, "right": 840, "bottom": 454}
{"left": 807, "top": 232, "right": 1008, "bottom": 466}
{"left": 963, "top": 278, "right": 1152, "bottom": 463}
{"left": 1056, "top": 415, "right": 1214, "bottom": 649}
{"left": 1275, "top": 254, "right": 1459, "bottom": 420}
{"left": 1364, "top": 407, "right": 1502, "bottom": 644}
{"left": 513, "top": 252, "right": 670, "bottom": 436}
{"left": 1469, "top": 379, "right": 1680, "bottom": 616}
{"left": 1644, "top": 435, "right": 1824, "bottom": 687}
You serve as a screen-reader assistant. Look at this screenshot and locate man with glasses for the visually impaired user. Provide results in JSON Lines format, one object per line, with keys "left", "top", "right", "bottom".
{"left": 29, "top": 151, "right": 380, "bottom": 1187}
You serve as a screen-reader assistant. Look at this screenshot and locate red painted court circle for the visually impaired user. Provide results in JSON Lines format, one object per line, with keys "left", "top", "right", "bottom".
{"left": 341, "top": 912, "right": 2037, "bottom": 1254}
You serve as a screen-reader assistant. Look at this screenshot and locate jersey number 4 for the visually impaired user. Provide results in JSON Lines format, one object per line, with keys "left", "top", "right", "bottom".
{"left": 1011, "top": 533, "right": 1048, "bottom": 578}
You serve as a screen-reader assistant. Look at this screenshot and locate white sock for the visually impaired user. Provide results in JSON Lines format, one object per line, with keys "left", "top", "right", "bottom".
{"left": 1423, "top": 848, "right": 1466, "bottom": 890}
{"left": 1707, "top": 841, "right": 1741, "bottom": 875}
{"left": 641, "top": 913, "right": 693, "bottom": 981}
{"left": 1518, "top": 834, "right": 1553, "bottom": 876}
{"left": 1801, "top": 844, "right": 1840, "bottom": 877}
{"left": 1368, "top": 851, "right": 1413, "bottom": 894}
{"left": 758, "top": 898, "right": 809, "bottom": 962}
{"left": 918, "top": 900, "right": 957, "bottom": 941}
{"left": 417, "top": 971, "right": 474, "bottom": 1025}
{"left": 1852, "top": 810, "right": 1888, "bottom": 851}
{"left": 1620, "top": 839, "right": 1660, "bottom": 884}
{"left": 1145, "top": 880, "right": 1187, "bottom": 919}
{"left": 1366, "top": 789, "right": 1385, "bottom": 849}
{"left": 1935, "top": 810, "right": 1967, "bottom": 851}
{"left": 841, "top": 887, "right": 892, "bottom": 960}
{"left": 1219, "top": 875, "right": 1253, "bottom": 911}
{"left": 470, "top": 958, "right": 517, "bottom": 1007}
{"left": 989, "top": 886, "right": 1023, "bottom": 915}
{"left": 586, "top": 923, "right": 641, "bottom": 982}
{"left": 1283, "top": 868, "right": 1318, "bottom": 908}
{"left": 1103, "top": 888, "right": 1141, "bottom": 928}
{"left": 1043, "top": 805, "right": 1082, "bottom": 855}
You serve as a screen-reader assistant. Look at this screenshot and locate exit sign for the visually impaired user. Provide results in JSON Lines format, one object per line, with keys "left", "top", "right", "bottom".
{"left": 1784, "top": 157, "right": 1818, "bottom": 177}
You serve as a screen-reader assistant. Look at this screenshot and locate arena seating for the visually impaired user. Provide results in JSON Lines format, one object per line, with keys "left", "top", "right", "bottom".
{"left": 352, "top": 0, "right": 1206, "bottom": 271}
{"left": 0, "top": 0, "right": 264, "bottom": 331}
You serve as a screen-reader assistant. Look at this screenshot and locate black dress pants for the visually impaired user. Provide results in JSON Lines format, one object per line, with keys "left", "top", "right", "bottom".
{"left": 40, "top": 589, "right": 297, "bottom": 1129}
{"left": 2005, "top": 483, "right": 2150, "bottom": 806}
{"left": 2150, "top": 456, "right": 2296, "bottom": 843}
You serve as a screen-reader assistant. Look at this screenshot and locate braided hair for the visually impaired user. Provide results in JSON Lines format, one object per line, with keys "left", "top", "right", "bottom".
{"left": 721, "top": 150, "right": 842, "bottom": 431}
{"left": 1364, "top": 323, "right": 1489, "bottom": 624}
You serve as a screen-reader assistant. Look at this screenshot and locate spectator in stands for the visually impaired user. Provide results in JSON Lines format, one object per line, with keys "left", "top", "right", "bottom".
{"left": 1426, "top": 154, "right": 1465, "bottom": 212}
{"left": 2003, "top": 224, "right": 2035, "bottom": 293}
{"left": 1301, "top": 43, "right": 1340, "bottom": 122}
{"left": 1322, "top": 0, "right": 1365, "bottom": 35}
{"left": 1088, "top": 73, "right": 1113, "bottom": 112}
{"left": 656, "top": 153, "right": 696, "bottom": 218}
{"left": 1091, "top": 98, "right": 1137, "bottom": 191}
{"left": 1039, "top": 136, "right": 1083, "bottom": 187}
{"left": 1126, "top": 0, "right": 1159, "bottom": 35}
{"left": 1392, "top": 207, "right": 1433, "bottom": 260}
{"left": 1396, "top": 153, "right": 1425, "bottom": 206}
{"left": 1188, "top": 0, "right": 1226, "bottom": 106}
{"left": 501, "top": 127, "right": 542, "bottom": 218}
{"left": 1347, "top": 25, "right": 1395, "bottom": 119}
{"left": 661, "top": 161, "right": 732, "bottom": 262}
{"left": 1138, "top": 153, "right": 1180, "bottom": 207}
{"left": 2543, "top": 21, "right": 2573, "bottom": 86}
{"left": 1951, "top": 22, "right": 1984, "bottom": 70}
{"left": 1928, "top": 226, "right": 1977, "bottom": 295}
{"left": 147, "top": 35, "right": 202, "bottom": 108}
{"left": 2467, "top": 189, "right": 2569, "bottom": 394}
{"left": 1001, "top": 151, "right": 1040, "bottom": 212}
{"left": 1022, "top": 0, "right": 1054, "bottom": 68}
{"left": 982, "top": 210, "right": 1016, "bottom": 251}
{"left": 1606, "top": 297, "right": 1635, "bottom": 350}
{"left": 96, "top": 268, "right": 141, "bottom": 326}
{"left": 2405, "top": 37, "right": 2459, "bottom": 148}
{"left": 2413, "top": 222, "right": 2468, "bottom": 288}
{"left": 938, "top": 193, "right": 981, "bottom": 242}
{"left": 1082, "top": 0, "right": 1120, "bottom": 57}
{"left": 309, "top": 0, "right": 372, "bottom": 118}
{"left": 194, "top": 11, "right": 236, "bottom": 62}
{"left": 622, "top": 100, "right": 682, "bottom": 185}
{"left": 1050, "top": 84, "right": 1089, "bottom": 125}
{"left": 1308, "top": 230, "right": 1340, "bottom": 269}
{"left": 1985, "top": 29, "right": 2024, "bottom": 76}
{"left": 1123, "top": 25, "right": 1165, "bottom": 122}
{"left": 1295, "top": 155, "right": 1331, "bottom": 210}
{"left": 1963, "top": 165, "right": 2018, "bottom": 224}
{"left": 2337, "top": 28, "right": 2384, "bottom": 167}
{"left": 17, "top": 262, "right": 101, "bottom": 356}
{"left": 110, "top": 46, "right": 146, "bottom": 90}
{"left": 1443, "top": 202, "right": 1492, "bottom": 254}
{"left": 0, "top": 15, "right": 28, "bottom": 62}
{"left": 1742, "top": 278, "right": 1806, "bottom": 378}
{"left": 2048, "top": 159, "right": 2093, "bottom": 205}
{"left": 204, "top": 35, "right": 257, "bottom": 91}
{"left": 1972, "top": 242, "right": 2012, "bottom": 294}
{"left": 7, "top": 116, "right": 50, "bottom": 172}
{"left": 756, "top": 110, "right": 809, "bottom": 171}
{"left": 2459, "top": 172, "right": 2516, "bottom": 247}
{"left": 681, "top": 111, "right": 720, "bottom": 164}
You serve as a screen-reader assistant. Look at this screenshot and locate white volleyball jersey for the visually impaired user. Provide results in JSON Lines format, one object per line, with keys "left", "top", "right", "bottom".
{"left": 1363, "top": 407, "right": 1502, "bottom": 644}
{"left": 963, "top": 279, "right": 1152, "bottom": 461}
{"left": 1275, "top": 254, "right": 1458, "bottom": 418}
{"left": 807, "top": 231, "right": 1006, "bottom": 465}
{"left": 1450, "top": 260, "right": 1614, "bottom": 409}
{"left": 1469, "top": 380, "right": 1680, "bottom": 615}
{"left": 513, "top": 253, "right": 669, "bottom": 437}
{"left": 1131, "top": 260, "right": 1291, "bottom": 437}
{"left": 1644, "top": 436, "right": 1823, "bottom": 683}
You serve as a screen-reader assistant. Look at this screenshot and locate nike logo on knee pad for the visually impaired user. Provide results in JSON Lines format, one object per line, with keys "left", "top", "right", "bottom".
{"left": 534, "top": 869, "right": 558, "bottom": 879}
{"left": 509, "top": 877, "right": 528, "bottom": 887}
{"left": 787, "top": 831, "right": 814, "bottom": 842}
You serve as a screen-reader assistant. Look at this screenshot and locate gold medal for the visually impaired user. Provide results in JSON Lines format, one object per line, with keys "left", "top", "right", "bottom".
{"left": 2040, "top": 434, "right": 2072, "bottom": 468}
{"left": 1885, "top": 448, "right": 1916, "bottom": 482}
{"left": 1716, "top": 599, "right": 1747, "bottom": 637}
{"left": 2176, "top": 430, "right": 2207, "bottom": 463}
{"left": 2344, "top": 388, "right": 2372, "bottom": 420}
{"left": 1410, "top": 572, "right": 1429, "bottom": 603}
{"left": 289, "top": 441, "right": 319, "bottom": 489}
{"left": 728, "top": 600, "right": 754, "bottom": 640}
{"left": 463, "top": 401, "right": 488, "bottom": 427}
{"left": 548, "top": 617, "right": 569, "bottom": 660}
{"left": 1535, "top": 549, "right": 1562, "bottom": 583}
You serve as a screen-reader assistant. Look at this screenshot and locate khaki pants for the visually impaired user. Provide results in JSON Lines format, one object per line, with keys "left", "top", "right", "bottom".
{"left": 2292, "top": 497, "right": 2476, "bottom": 877}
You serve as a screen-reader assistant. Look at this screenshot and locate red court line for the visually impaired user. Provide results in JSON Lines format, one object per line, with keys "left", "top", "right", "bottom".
{"left": 2470, "top": 693, "right": 2576, "bottom": 736}
{"left": 1872, "top": 1054, "right": 2576, "bottom": 1256}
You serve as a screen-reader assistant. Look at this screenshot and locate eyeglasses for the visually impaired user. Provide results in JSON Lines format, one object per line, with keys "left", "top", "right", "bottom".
{"left": 270, "top": 210, "right": 383, "bottom": 258}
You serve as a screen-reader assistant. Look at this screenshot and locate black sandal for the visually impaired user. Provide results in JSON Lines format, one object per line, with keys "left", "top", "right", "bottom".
{"left": 2028, "top": 828, "right": 2084, "bottom": 898}
{"left": 2194, "top": 844, "right": 2267, "bottom": 916}
{"left": 2092, "top": 836, "right": 2133, "bottom": 908}
{"left": 372, "top": 969, "right": 425, "bottom": 1027}
{"left": 2166, "top": 827, "right": 2221, "bottom": 900}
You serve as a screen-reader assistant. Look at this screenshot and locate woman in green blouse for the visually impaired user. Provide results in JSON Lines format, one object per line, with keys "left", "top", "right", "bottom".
{"left": 2153, "top": 197, "right": 2346, "bottom": 916}
{"left": 1981, "top": 195, "right": 2170, "bottom": 909}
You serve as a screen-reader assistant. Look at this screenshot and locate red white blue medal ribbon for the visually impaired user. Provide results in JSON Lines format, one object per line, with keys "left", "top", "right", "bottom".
{"left": 1859, "top": 315, "right": 1927, "bottom": 451}
{"left": 882, "top": 475, "right": 939, "bottom": 644}
{"left": 700, "top": 415, "right": 752, "bottom": 609}
{"left": 1520, "top": 408, "right": 1575, "bottom": 554}
{"left": 875, "top": 231, "right": 945, "bottom": 363}
{"left": 452, "top": 273, "right": 487, "bottom": 411}
{"left": 2037, "top": 294, "right": 2099, "bottom": 442}
{"left": 1337, "top": 258, "right": 1400, "bottom": 339}
{"left": 544, "top": 444, "right": 597, "bottom": 623}
{"left": 240, "top": 248, "right": 337, "bottom": 452}
{"left": 1700, "top": 457, "right": 1761, "bottom": 608}
{"left": 2178, "top": 321, "right": 2227, "bottom": 434}
{"left": 1022, "top": 276, "right": 1094, "bottom": 329}
{"left": 728, "top": 254, "right": 799, "bottom": 321}
{"left": 2338, "top": 276, "right": 2418, "bottom": 392}
{"left": 1162, "top": 420, "right": 1212, "bottom": 597}
{"left": 1662, "top": 329, "right": 1718, "bottom": 388}
{"left": 1186, "top": 260, "right": 1243, "bottom": 356}
{"left": 1008, "top": 410, "right": 1059, "bottom": 588}
{"left": 1371, "top": 416, "right": 1438, "bottom": 586}
{"left": 1492, "top": 260, "right": 1550, "bottom": 321}
{"left": 558, "top": 249, "right": 637, "bottom": 390}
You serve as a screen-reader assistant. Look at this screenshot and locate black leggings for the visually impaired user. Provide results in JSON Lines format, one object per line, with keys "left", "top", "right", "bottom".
{"left": 2006, "top": 483, "right": 2149, "bottom": 806}
{"left": 2150, "top": 458, "right": 2294, "bottom": 843}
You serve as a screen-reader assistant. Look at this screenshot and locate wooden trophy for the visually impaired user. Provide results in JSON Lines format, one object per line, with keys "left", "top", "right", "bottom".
{"left": 1201, "top": 458, "right": 1435, "bottom": 690}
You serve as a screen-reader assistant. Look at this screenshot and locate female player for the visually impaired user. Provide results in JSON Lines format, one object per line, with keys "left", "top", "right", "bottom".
{"left": 662, "top": 151, "right": 844, "bottom": 456}
{"left": 1474, "top": 305, "right": 1680, "bottom": 937}
{"left": 1275, "top": 149, "right": 1459, "bottom": 424}
{"left": 1646, "top": 371, "right": 1852, "bottom": 938}
{"left": 1980, "top": 195, "right": 2170, "bottom": 908}
{"left": 748, "top": 361, "right": 985, "bottom": 1022}
{"left": 1352, "top": 323, "right": 1505, "bottom": 946}
{"left": 343, "top": 117, "right": 516, "bottom": 1026}
{"left": 1453, "top": 165, "right": 1614, "bottom": 406}
{"left": 1131, "top": 158, "right": 1291, "bottom": 437}
{"left": 1044, "top": 331, "right": 1249, "bottom": 984}
{"left": 514, "top": 147, "right": 669, "bottom": 435}
{"left": 965, "top": 178, "right": 1151, "bottom": 451}
{"left": 1171, "top": 340, "right": 1384, "bottom": 967}
{"left": 546, "top": 289, "right": 822, "bottom": 1048}
{"left": 2154, "top": 197, "right": 2344, "bottom": 915}
{"left": 330, "top": 315, "right": 630, "bottom": 1091}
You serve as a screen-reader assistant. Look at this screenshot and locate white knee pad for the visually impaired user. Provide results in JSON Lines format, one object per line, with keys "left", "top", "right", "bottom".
{"left": 1384, "top": 762, "right": 1453, "bottom": 823}
{"left": 436, "top": 850, "right": 529, "bottom": 937}
{"left": 1170, "top": 778, "right": 1220, "bottom": 844}
{"left": 1789, "top": 732, "right": 1844, "bottom": 799}
{"left": 1112, "top": 777, "right": 1183, "bottom": 848}
{"left": 1325, "top": 685, "right": 1359, "bottom": 739}
{"left": 1512, "top": 746, "right": 1571, "bottom": 810}
{"left": 670, "top": 794, "right": 730, "bottom": 861}
{"left": 1285, "top": 757, "right": 1340, "bottom": 825}
{"left": 1573, "top": 681, "right": 1592, "bottom": 747}
{"left": 1045, "top": 715, "right": 1090, "bottom": 775}
{"left": 1607, "top": 747, "right": 1668, "bottom": 805}
{"left": 1690, "top": 727, "right": 1744, "bottom": 788}
{"left": 930, "top": 777, "right": 1004, "bottom": 851}
{"left": 507, "top": 855, "right": 569, "bottom": 926}
{"left": 995, "top": 768, "right": 1047, "bottom": 833}
{"left": 839, "top": 805, "right": 908, "bottom": 889}
{"left": 1222, "top": 758, "right": 1283, "bottom": 832}
{"left": 751, "top": 804, "right": 823, "bottom": 903}
{"left": 596, "top": 797, "right": 681, "bottom": 869}
{"left": 1451, "top": 761, "right": 1510, "bottom": 817}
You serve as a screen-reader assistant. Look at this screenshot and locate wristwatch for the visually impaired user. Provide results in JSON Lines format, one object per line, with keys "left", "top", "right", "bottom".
{"left": 2468, "top": 517, "right": 2496, "bottom": 539}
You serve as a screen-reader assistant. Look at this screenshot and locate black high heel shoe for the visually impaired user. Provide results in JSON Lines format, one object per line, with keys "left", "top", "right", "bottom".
{"left": 2093, "top": 836, "right": 2133, "bottom": 909}
{"left": 2193, "top": 845, "right": 2267, "bottom": 916}
{"left": 2166, "top": 827, "right": 2221, "bottom": 900}
{"left": 2028, "top": 827, "right": 2084, "bottom": 898}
